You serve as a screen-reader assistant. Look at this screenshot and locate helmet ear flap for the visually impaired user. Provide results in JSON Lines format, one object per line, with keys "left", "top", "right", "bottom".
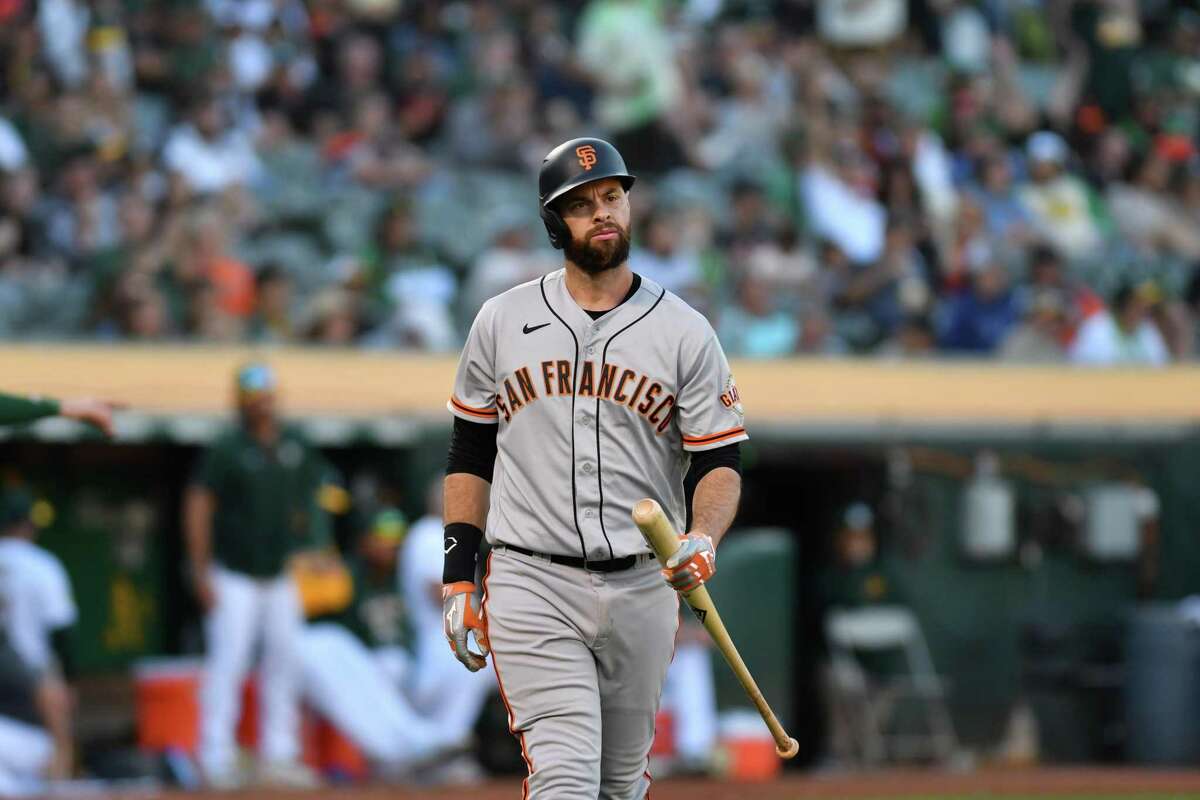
{"left": 540, "top": 204, "right": 568, "bottom": 250}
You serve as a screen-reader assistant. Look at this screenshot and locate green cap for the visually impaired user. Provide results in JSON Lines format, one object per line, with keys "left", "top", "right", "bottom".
{"left": 368, "top": 509, "right": 408, "bottom": 545}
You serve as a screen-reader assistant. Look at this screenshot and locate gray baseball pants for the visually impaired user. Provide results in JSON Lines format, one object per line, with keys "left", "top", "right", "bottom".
{"left": 483, "top": 545, "right": 679, "bottom": 799}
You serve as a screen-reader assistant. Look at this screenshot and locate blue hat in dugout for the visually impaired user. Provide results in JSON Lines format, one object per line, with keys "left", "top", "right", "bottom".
{"left": 236, "top": 362, "right": 276, "bottom": 394}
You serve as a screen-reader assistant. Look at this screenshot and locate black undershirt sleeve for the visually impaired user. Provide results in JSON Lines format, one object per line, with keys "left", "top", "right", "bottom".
{"left": 684, "top": 442, "right": 741, "bottom": 532}
{"left": 446, "top": 416, "right": 499, "bottom": 482}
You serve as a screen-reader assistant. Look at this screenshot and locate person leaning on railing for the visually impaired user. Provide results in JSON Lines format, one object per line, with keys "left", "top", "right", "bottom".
{"left": 0, "top": 392, "right": 118, "bottom": 436}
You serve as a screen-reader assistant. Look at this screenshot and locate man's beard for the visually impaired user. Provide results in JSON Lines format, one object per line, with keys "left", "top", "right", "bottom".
{"left": 564, "top": 223, "right": 631, "bottom": 275}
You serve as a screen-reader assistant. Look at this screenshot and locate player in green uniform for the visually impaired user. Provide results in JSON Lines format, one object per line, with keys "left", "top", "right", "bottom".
{"left": 184, "top": 362, "right": 341, "bottom": 789}
{"left": 299, "top": 509, "right": 451, "bottom": 776}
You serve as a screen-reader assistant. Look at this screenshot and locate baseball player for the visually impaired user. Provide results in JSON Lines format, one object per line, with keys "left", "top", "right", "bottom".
{"left": 299, "top": 509, "right": 450, "bottom": 775}
{"left": 442, "top": 137, "right": 746, "bottom": 798}
{"left": 0, "top": 487, "right": 77, "bottom": 790}
{"left": 184, "top": 363, "right": 339, "bottom": 789}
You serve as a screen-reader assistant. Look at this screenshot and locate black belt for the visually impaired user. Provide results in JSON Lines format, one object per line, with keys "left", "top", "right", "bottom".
{"left": 498, "top": 543, "right": 653, "bottom": 573}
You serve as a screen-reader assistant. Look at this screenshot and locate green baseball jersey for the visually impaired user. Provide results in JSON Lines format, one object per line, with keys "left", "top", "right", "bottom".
{"left": 0, "top": 393, "right": 59, "bottom": 426}
{"left": 820, "top": 561, "right": 904, "bottom": 610}
{"left": 194, "top": 424, "right": 337, "bottom": 577}
{"left": 313, "top": 556, "right": 411, "bottom": 649}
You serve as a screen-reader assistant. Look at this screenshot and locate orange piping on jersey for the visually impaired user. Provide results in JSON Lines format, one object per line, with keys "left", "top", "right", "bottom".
{"left": 482, "top": 552, "right": 534, "bottom": 799}
{"left": 682, "top": 426, "right": 746, "bottom": 446}
{"left": 450, "top": 395, "right": 499, "bottom": 418}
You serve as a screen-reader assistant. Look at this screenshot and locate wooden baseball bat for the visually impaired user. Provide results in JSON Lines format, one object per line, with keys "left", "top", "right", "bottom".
{"left": 632, "top": 498, "right": 800, "bottom": 760}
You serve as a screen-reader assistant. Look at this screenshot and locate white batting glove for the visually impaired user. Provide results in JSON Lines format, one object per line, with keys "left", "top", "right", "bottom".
{"left": 442, "top": 581, "right": 490, "bottom": 672}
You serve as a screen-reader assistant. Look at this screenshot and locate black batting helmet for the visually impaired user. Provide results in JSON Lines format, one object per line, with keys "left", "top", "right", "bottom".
{"left": 538, "top": 137, "right": 635, "bottom": 249}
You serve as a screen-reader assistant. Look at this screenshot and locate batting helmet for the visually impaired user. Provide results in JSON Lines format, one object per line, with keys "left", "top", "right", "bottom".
{"left": 538, "top": 137, "right": 635, "bottom": 249}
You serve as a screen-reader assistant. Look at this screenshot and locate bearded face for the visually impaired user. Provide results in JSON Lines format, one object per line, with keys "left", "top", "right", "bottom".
{"left": 562, "top": 220, "right": 632, "bottom": 275}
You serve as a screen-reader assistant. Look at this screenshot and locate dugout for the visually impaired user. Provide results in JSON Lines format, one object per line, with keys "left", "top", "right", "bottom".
{"left": 4, "top": 347, "right": 1200, "bottom": 768}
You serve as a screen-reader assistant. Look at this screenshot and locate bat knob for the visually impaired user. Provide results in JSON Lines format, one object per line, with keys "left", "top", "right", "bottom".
{"left": 632, "top": 498, "right": 661, "bottom": 526}
{"left": 776, "top": 737, "right": 800, "bottom": 760}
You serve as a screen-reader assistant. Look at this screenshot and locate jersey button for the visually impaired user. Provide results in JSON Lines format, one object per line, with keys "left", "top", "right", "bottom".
{"left": 586, "top": 346, "right": 595, "bottom": 355}
{"left": 584, "top": 509, "right": 594, "bottom": 518}
{"left": 582, "top": 463, "right": 594, "bottom": 474}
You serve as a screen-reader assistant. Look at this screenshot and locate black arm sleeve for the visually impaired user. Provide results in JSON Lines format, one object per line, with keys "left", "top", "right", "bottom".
{"left": 50, "top": 626, "right": 75, "bottom": 681}
{"left": 446, "top": 417, "right": 499, "bottom": 482}
{"left": 684, "top": 443, "right": 741, "bottom": 532}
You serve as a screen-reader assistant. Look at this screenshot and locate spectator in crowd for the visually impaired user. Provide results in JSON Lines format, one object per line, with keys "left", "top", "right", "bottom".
{"left": 162, "top": 93, "right": 261, "bottom": 198}
{"left": 1016, "top": 131, "right": 1103, "bottom": 262}
{"left": 718, "top": 274, "right": 798, "bottom": 358}
{"left": 999, "top": 289, "right": 1070, "bottom": 364}
{"left": 877, "top": 315, "right": 937, "bottom": 360}
{"left": 0, "top": 0, "right": 1196, "bottom": 357}
{"left": 1069, "top": 282, "right": 1170, "bottom": 367}
{"left": 797, "top": 308, "right": 849, "bottom": 356}
{"left": 0, "top": 117, "right": 28, "bottom": 173}
{"left": 184, "top": 362, "right": 343, "bottom": 789}
{"left": 247, "top": 264, "right": 295, "bottom": 343}
{"left": 744, "top": 224, "right": 817, "bottom": 299}
{"left": 842, "top": 218, "right": 933, "bottom": 345}
{"left": 801, "top": 142, "right": 887, "bottom": 267}
{"left": 717, "top": 179, "right": 780, "bottom": 269}
{"left": 462, "top": 216, "right": 555, "bottom": 323}
{"left": 968, "top": 155, "right": 1032, "bottom": 250}
{"left": 629, "top": 208, "right": 705, "bottom": 300}
{"left": 299, "top": 509, "right": 452, "bottom": 778}
{"left": 399, "top": 481, "right": 493, "bottom": 778}
{"left": 301, "top": 287, "right": 361, "bottom": 346}
{"left": 0, "top": 487, "right": 77, "bottom": 787}
{"left": 87, "top": 191, "right": 173, "bottom": 333}
{"left": 939, "top": 263, "right": 1020, "bottom": 355}
{"left": 338, "top": 92, "right": 429, "bottom": 192}
{"left": 575, "top": 0, "right": 686, "bottom": 175}
{"left": 357, "top": 202, "right": 456, "bottom": 351}
{"left": 157, "top": 207, "right": 254, "bottom": 339}
{"left": 1107, "top": 149, "right": 1200, "bottom": 262}
{"left": 43, "top": 145, "right": 120, "bottom": 260}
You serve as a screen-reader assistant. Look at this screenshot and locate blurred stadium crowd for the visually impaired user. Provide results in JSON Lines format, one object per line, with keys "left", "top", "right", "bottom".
{"left": 1, "top": 0, "right": 1200, "bottom": 362}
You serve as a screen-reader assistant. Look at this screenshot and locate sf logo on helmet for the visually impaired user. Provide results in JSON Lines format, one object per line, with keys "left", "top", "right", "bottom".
{"left": 576, "top": 145, "right": 598, "bottom": 171}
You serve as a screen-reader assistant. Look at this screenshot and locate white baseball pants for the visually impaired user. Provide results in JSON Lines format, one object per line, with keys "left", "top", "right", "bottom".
{"left": 298, "top": 623, "right": 444, "bottom": 765}
{"left": 199, "top": 565, "right": 303, "bottom": 778}
{"left": 0, "top": 715, "right": 51, "bottom": 797}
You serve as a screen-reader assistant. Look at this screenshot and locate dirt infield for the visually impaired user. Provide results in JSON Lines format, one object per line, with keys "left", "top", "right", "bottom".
{"left": 157, "top": 768, "right": 1200, "bottom": 800}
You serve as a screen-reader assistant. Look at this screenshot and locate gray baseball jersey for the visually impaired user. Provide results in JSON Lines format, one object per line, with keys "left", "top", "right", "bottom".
{"left": 447, "top": 268, "right": 747, "bottom": 560}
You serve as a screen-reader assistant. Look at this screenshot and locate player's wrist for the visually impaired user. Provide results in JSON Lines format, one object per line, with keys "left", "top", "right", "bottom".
{"left": 442, "top": 522, "right": 484, "bottom": 584}
{"left": 442, "top": 580, "right": 476, "bottom": 599}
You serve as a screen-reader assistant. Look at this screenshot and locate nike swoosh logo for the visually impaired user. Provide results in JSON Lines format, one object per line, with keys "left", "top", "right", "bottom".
{"left": 523, "top": 322, "right": 551, "bottom": 334}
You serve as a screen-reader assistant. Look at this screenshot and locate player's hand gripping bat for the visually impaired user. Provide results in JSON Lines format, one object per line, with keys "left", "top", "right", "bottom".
{"left": 632, "top": 498, "right": 799, "bottom": 760}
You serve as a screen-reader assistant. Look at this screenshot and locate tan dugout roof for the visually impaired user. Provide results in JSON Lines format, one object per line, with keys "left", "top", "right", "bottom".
{"left": 3, "top": 345, "right": 1199, "bottom": 425}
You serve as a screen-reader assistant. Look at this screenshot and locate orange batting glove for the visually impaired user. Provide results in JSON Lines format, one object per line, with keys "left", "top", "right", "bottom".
{"left": 662, "top": 532, "right": 716, "bottom": 593}
{"left": 443, "top": 581, "right": 490, "bottom": 672}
